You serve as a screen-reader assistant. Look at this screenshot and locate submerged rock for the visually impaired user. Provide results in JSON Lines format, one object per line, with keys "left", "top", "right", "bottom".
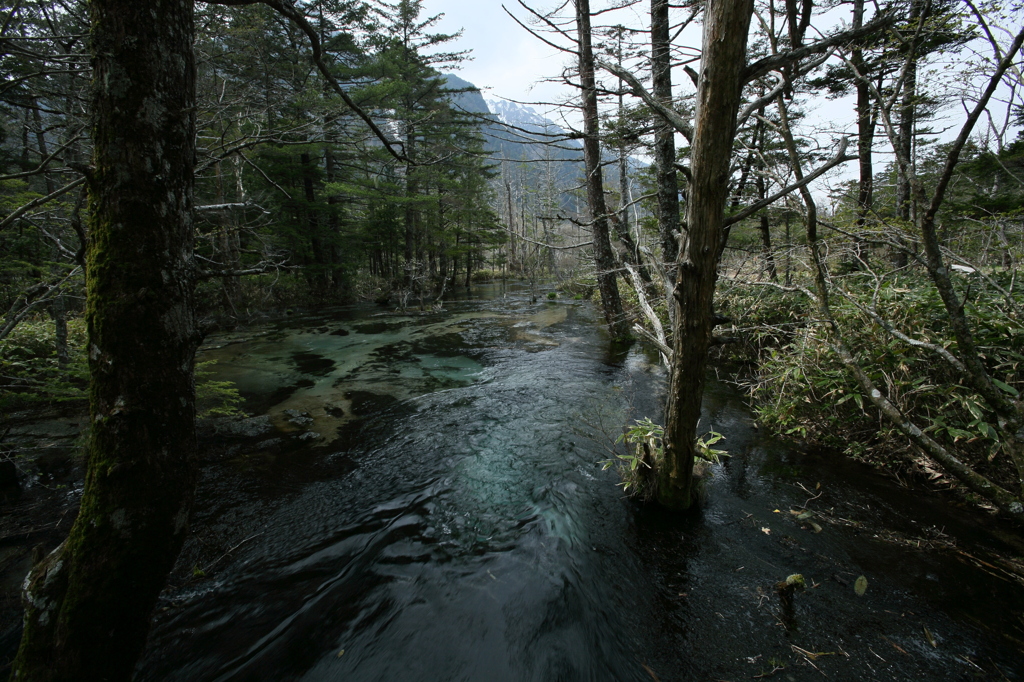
{"left": 283, "top": 410, "right": 314, "bottom": 428}
{"left": 212, "top": 415, "right": 275, "bottom": 439}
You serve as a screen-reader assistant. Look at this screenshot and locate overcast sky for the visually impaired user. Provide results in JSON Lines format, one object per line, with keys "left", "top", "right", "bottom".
{"left": 421, "top": 1, "right": 577, "bottom": 110}
{"left": 416, "top": 2, "right": 872, "bottom": 198}
{"left": 415, "top": 2, "right": 1020, "bottom": 205}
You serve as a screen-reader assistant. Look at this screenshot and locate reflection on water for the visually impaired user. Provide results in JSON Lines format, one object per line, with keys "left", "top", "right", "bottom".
{"left": 139, "top": 283, "right": 1024, "bottom": 682}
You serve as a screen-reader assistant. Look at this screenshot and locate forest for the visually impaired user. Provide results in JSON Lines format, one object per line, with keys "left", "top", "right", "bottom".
{"left": 2, "top": 0, "right": 1024, "bottom": 680}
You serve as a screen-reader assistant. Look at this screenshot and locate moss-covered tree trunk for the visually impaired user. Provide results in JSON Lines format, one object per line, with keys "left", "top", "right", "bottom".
{"left": 659, "top": 0, "right": 753, "bottom": 509}
{"left": 13, "top": 1, "right": 198, "bottom": 679}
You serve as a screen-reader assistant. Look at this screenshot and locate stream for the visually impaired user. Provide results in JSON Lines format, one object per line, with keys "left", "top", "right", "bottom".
{"left": 136, "top": 284, "right": 1024, "bottom": 681}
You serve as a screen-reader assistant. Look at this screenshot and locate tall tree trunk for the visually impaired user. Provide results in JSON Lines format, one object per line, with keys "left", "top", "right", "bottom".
{"left": 34, "top": 103, "right": 69, "bottom": 369}
{"left": 324, "top": 143, "right": 344, "bottom": 293}
{"left": 50, "top": 286, "right": 69, "bottom": 373}
{"left": 215, "top": 160, "right": 241, "bottom": 315}
{"left": 651, "top": 0, "right": 680, "bottom": 269}
{"left": 893, "top": 0, "right": 924, "bottom": 269}
{"left": 755, "top": 176, "right": 778, "bottom": 282}
{"left": 13, "top": 0, "right": 198, "bottom": 679}
{"left": 404, "top": 135, "right": 417, "bottom": 289}
{"left": 660, "top": 0, "right": 753, "bottom": 510}
{"left": 615, "top": 76, "right": 652, "bottom": 286}
{"left": 852, "top": 0, "right": 873, "bottom": 226}
{"left": 505, "top": 177, "right": 517, "bottom": 271}
{"left": 844, "top": 0, "right": 874, "bottom": 271}
{"left": 576, "top": 0, "right": 630, "bottom": 341}
{"left": 301, "top": 151, "right": 327, "bottom": 294}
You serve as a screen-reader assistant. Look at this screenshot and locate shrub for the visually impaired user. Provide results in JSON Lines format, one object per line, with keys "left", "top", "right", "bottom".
{"left": 727, "top": 269, "right": 1024, "bottom": 489}
{"left": 0, "top": 315, "right": 88, "bottom": 412}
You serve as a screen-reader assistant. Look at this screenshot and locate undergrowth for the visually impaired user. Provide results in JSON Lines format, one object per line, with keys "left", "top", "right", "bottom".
{"left": 1, "top": 315, "right": 244, "bottom": 419}
{"left": 0, "top": 315, "right": 89, "bottom": 412}
{"left": 717, "top": 270, "right": 1024, "bottom": 492}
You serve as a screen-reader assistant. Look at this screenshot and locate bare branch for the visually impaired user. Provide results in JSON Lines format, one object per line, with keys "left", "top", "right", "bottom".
{"left": 0, "top": 176, "right": 85, "bottom": 232}
{"left": 723, "top": 138, "right": 853, "bottom": 227}
{"left": 597, "top": 58, "right": 693, "bottom": 141}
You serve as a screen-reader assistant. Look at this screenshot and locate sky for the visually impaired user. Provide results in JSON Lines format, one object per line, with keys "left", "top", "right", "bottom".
{"left": 417, "top": 1, "right": 1022, "bottom": 206}
{"left": 421, "top": 1, "right": 579, "bottom": 111}
{"left": 418, "top": 0, "right": 856, "bottom": 195}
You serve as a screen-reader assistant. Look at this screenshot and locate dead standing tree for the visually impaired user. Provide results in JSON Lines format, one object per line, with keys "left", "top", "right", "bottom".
{"left": 599, "top": 0, "right": 886, "bottom": 509}
{"left": 658, "top": 0, "right": 754, "bottom": 509}
{"left": 575, "top": 0, "right": 631, "bottom": 340}
{"left": 505, "top": 0, "right": 631, "bottom": 340}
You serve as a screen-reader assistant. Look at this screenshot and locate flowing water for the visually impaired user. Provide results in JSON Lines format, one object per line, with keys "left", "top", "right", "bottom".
{"left": 137, "top": 284, "right": 1024, "bottom": 681}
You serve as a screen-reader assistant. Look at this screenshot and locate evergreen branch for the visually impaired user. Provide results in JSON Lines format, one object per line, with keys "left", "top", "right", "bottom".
{"left": 0, "top": 176, "right": 85, "bottom": 233}
{"left": 723, "top": 138, "right": 853, "bottom": 227}
{"left": 742, "top": 13, "right": 895, "bottom": 83}
{"left": 202, "top": 0, "right": 409, "bottom": 163}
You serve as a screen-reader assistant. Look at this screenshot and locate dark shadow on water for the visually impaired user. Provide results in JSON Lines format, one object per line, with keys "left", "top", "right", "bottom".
{"left": 602, "top": 337, "right": 635, "bottom": 366}
{"left": 245, "top": 379, "right": 315, "bottom": 414}
{"left": 290, "top": 351, "right": 336, "bottom": 376}
{"left": 344, "top": 391, "right": 398, "bottom": 417}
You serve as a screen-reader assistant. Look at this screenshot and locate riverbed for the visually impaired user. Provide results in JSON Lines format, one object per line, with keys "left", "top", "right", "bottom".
{"left": 132, "top": 283, "right": 1023, "bottom": 681}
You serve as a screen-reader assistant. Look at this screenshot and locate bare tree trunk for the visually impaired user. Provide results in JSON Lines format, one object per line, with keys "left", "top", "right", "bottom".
{"left": 997, "top": 221, "right": 1014, "bottom": 269}
{"left": 756, "top": 178, "right": 778, "bottom": 283}
{"left": 404, "top": 134, "right": 417, "bottom": 289}
{"left": 505, "top": 177, "right": 517, "bottom": 272}
{"left": 660, "top": 0, "right": 753, "bottom": 509}
{"left": 892, "top": 0, "right": 924, "bottom": 269}
{"left": 848, "top": 0, "right": 873, "bottom": 269}
{"left": 13, "top": 0, "right": 199, "bottom": 679}
{"left": 615, "top": 104, "right": 649, "bottom": 283}
{"left": 576, "top": 0, "right": 630, "bottom": 341}
{"left": 651, "top": 0, "right": 680, "bottom": 270}
{"left": 33, "top": 104, "right": 71, "bottom": 370}
{"left": 48, "top": 290, "right": 69, "bottom": 375}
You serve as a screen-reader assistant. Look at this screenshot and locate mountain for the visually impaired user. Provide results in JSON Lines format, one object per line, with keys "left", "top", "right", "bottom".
{"left": 442, "top": 73, "right": 491, "bottom": 115}
{"left": 481, "top": 98, "right": 583, "bottom": 169}
{"left": 443, "top": 75, "right": 645, "bottom": 210}
{"left": 485, "top": 99, "right": 561, "bottom": 130}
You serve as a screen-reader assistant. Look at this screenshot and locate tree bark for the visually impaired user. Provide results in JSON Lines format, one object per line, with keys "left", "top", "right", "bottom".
{"left": 755, "top": 175, "right": 778, "bottom": 282}
{"left": 660, "top": 0, "right": 753, "bottom": 509}
{"left": 892, "top": 0, "right": 924, "bottom": 269}
{"left": 847, "top": 0, "right": 873, "bottom": 270}
{"left": 651, "top": 0, "right": 680, "bottom": 269}
{"left": 13, "top": 0, "right": 198, "bottom": 679}
{"left": 616, "top": 88, "right": 649, "bottom": 284}
{"left": 576, "top": 0, "right": 630, "bottom": 341}
{"left": 852, "top": 0, "right": 873, "bottom": 226}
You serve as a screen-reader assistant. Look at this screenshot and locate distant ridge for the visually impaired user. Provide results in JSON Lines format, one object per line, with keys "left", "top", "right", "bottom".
{"left": 442, "top": 74, "right": 644, "bottom": 205}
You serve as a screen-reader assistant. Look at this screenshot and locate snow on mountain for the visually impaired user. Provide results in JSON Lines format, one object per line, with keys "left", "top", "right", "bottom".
{"left": 483, "top": 99, "right": 552, "bottom": 128}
